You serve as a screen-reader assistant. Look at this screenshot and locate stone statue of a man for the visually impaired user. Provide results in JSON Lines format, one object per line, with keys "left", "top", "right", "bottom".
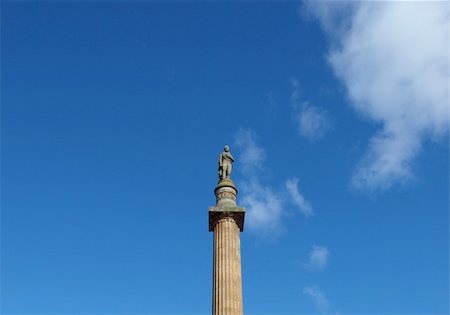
{"left": 218, "top": 145, "right": 234, "bottom": 180}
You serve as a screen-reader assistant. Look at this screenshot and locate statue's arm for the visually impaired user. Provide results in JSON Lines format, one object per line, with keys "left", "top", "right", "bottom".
{"left": 228, "top": 153, "right": 234, "bottom": 162}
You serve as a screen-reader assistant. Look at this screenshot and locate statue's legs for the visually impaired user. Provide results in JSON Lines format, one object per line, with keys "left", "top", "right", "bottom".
{"left": 222, "top": 164, "right": 229, "bottom": 179}
{"left": 227, "top": 164, "right": 232, "bottom": 178}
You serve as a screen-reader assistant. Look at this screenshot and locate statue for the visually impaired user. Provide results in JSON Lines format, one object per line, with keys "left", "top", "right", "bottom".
{"left": 218, "top": 145, "right": 234, "bottom": 180}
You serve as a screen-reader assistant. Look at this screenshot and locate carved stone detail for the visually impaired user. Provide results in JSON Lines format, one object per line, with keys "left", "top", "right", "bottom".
{"left": 215, "top": 191, "right": 236, "bottom": 202}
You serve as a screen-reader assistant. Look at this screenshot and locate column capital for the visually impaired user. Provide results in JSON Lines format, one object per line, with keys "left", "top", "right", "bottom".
{"left": 208, "top": 206, "right": 245, "bottom": 232}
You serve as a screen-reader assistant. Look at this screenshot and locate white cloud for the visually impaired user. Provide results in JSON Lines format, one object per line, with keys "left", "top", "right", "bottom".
{"left": 286, "top": 177, "right": 314, "bottom": 217}
{"left": 307, "top": 2, "right": 449, "bottom": 191}
{"left": 291, "top": 79, "right": 330, "bottom": 141}
{"left": 234, "top": 129, "right": 313, "bottom": 238}
{"left": 303, "top": 285, "right": 330, "bottom": 314}
{"left": 307, "top": 245, "right": 329, "bottom": 271}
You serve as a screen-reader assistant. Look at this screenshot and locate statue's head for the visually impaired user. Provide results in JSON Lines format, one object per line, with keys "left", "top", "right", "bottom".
{"left": 224, "top": 145, "right": 230, "bottom": 152}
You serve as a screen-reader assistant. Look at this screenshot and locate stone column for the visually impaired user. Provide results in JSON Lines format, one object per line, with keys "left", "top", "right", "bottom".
{"left": 209, "top": 179, "right": 245, "bottom": 315}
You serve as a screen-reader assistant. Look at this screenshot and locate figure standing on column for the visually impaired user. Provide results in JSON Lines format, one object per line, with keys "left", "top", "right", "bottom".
{"left": 218, "top": 145, "right": 234, "bottom": 180}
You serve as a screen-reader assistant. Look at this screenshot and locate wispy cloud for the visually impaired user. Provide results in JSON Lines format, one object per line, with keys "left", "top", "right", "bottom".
{"left": 234, "top": 129, "right": 283, "bottom": 238}
{"left": 291, "top": 78, "right": 302, "bottom": 105}
{"left": 306, "top": 1, "right": 449, "bottom": 191}
{"left": 286, "top": 177, "right": 314, "bottom": 217}
{"left": 303, "top": 285, "right": 330, "bottom": 314}
{"left": 298, "top": 102, "right": 330, "bottom": 141}
{"left": 240, "top": 180, "right": 284, "bottom": 238}
{"left": 291, "top": 79, "right": 331, "bottom": 141}
{"left": 234, "top": 128, "right": 265, "bottom": 175}
{"left": 234, "top": 128, "right": 313, "bottom": 239}
{"left": 306, "top": 245, "right": 329, "bottom": 271}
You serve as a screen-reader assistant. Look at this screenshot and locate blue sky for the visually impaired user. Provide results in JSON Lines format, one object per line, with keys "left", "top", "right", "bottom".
{"left": 1, "top": 1, "right": 448, "bottom": 314}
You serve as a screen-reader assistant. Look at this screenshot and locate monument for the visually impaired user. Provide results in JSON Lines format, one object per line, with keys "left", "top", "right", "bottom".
{"left": 209, "top": 145, "right": 245, "bottom": 315}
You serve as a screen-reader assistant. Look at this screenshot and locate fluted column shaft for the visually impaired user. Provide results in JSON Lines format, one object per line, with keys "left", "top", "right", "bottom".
{"left": 213, "top": 216, "right": 243, "bottom": 315}
{"left": 209, "top": 178, "right": 244, "bottom": 315}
